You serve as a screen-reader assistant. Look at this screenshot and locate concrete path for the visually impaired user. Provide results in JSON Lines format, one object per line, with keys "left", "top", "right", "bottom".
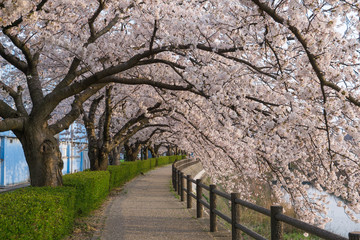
{"left": 101, "top": 165, "right": 214, "bottom": 240}
{"left": 0, "top": 182, "right": 30, "bottom": 194}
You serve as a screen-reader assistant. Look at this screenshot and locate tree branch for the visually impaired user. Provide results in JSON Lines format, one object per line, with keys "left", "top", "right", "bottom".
{"left": 49, "top": 84, "right": 105, "bottom": 134}
{"left": 137, "top": 59, "right": 186, "bottom": 69}
{"left": 0, "top": 118, "right": 24, "bottom": 131}
{"left": 2, "top": 28, "right": 33, "bottom": 65}
{"left": 102, "top": 86, "right": 113, "bottom": 147}
{"left": 87, "top": 10, "right": 119, "bottom": 47}
{"left": 149, "top": 20, "right": 158, "bottom": 54}
{"left": 0, "top": 43, "right": 27, "bottom": 73}
{"left": 217, "top": 52, "right": 278, "bottom": 79}
{"left": 43, "top": 43, "right": 242, "bottom": 122}
{"left": 54, "top": 58, "right": 82, "bottom": 91}
{"left": 0, "top": 82, "right": 27, "bottom": 115}
{"left": 0, "top": 100, "right": 18, "bottom": 118}
{"left": 102, "top": 77, "right": 206, "bottom": 96}
{"left": 250, "top": 0, "right": 360, "bottom": 108}
{"left": 245, "top": 96, "right": 280, "bottom": 107}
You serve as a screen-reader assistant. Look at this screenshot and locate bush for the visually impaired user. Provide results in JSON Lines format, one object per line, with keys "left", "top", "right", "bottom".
{"left": 140, "top": 158, "right": 152, "bottom": 172}
{"left": 108, "top": 159, "right": 152, "bottom": 190}
{"left": 156, "top": 156, "right": 168, "bottom": 166}
{"left": 63, "top": 171, "right": 110, "bottom": 216}
{"left": 108, "top": 164, "right": 130, "bottom": 190}
{"left": 157, "top": 155, "right": 180, "bottom": 166}
{"left": 150, "top": 157, "right": 157, "bottom": 168}
{"left": 0, "top": 155, "right": 184, "bottom": 239}
{"left": 108, "top": 156, "right": 182, "bottom": 190}
{"left": 0, "top": 187, "right": 76, "bottom": 240}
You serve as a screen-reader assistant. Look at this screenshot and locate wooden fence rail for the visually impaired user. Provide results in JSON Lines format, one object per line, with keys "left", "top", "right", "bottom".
{"left": 172, "top": 159, "right": 360, "bottom": 240}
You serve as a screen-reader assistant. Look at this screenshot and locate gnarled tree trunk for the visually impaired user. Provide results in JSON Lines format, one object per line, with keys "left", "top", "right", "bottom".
{"left": 17, "top": 124, "right": 63, "bottom": 187}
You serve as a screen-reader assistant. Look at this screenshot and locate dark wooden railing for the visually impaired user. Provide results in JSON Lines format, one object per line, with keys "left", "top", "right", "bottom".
{"left": 172, "top": 159, "right": 360, "bottom": 240}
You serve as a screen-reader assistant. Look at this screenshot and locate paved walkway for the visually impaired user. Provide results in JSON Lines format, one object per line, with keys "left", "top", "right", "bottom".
{"left": 101, "top": 165, "right": 215, "bottom": 240}
{"left": 0, "top": 183, "right": 30, "bottom": 193}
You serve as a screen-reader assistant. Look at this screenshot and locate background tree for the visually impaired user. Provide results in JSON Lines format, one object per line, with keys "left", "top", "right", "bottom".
{"left": 82, "top": 85, "right": 170, "bottom": 170}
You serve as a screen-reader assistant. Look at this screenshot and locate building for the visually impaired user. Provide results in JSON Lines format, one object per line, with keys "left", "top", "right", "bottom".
{"left": 0, "top": 123, "right": 90, "bottom": 187}
{"left": 0, "top": 131, "right": 29, "bottom": 186}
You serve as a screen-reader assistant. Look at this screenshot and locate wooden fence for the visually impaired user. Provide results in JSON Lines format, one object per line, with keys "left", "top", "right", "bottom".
{"left": 172, "top": 159, "right": 360, "bottom": 240}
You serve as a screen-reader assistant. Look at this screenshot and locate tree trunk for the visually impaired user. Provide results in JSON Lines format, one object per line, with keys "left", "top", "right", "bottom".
{"left": 18, "top": 124, "right": 63, "bottom": 187}
{"left": 109, "top": 145, "right": 121, "bottom": 165}
{"left": 140, "top": 146, "right": 144, "bottom": 160}
{"left": 127, "top": 147, "right": 139, "bottom": 161}
{"left": 124, "top": 142, "right": 141, "bottom": 161}
{"left": 83, "top": 94, "right": 110, "bottom": 171}
{"left": 167, "top": 146, "right": 172, "bottom": 156}
{"left": 148, "top": 146, "right": 157, "bottom": 158}
{"left": 153, "top": 144, "right": 161, "bottom": 157}
{"left": 97, "top": 150, "right": 109, "bottom": 170}
{"left": 87, "top": 141, "right": 109, "bottom": 171}
{"left": 144, "top": 146, "right": 149, "bottom": 160}
{"left": 89, "top": 150, "right": 109, "bottom": 170}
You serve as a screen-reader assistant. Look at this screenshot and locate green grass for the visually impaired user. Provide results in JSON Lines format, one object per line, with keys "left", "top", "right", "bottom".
{"left": 170, "top": 180, "right": 180, "bottom": 199}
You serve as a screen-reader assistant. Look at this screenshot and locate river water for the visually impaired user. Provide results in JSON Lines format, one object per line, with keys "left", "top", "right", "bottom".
{"left": 286, "top": 188, "right": 360, "bottom": 238}
{"left": 315, "top": 189, "right": 360, "bottom": 237}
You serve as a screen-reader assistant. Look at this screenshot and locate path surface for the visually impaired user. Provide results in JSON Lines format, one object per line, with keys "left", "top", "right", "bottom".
{"left": 101, "top": 165, "right": 214, "bottom": 240}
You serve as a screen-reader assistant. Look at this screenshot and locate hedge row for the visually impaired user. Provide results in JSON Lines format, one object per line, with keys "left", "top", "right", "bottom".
{"left": 108, "top": 155, "right": 185, "bottom": 190}
{"left": 0, "top": 187, "right": 76, "bottom": 240}
{"left": 0, "top": 155, "right": 185, "bottom": 240}
{"left": 63, "top": 171, "right": 110, "bottom": 216}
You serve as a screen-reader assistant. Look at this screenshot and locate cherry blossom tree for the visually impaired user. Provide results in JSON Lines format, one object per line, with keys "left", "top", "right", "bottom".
{"left": 82, "top": 85, "right": 170, "bottom": 169}
{"left": 123, "top": 125, "right": 170, "bottom": 161}
{"left": 0, "top": 0, "right": 222, "bottom": 186}
{"left": 146, "top": 0, "right": 360, "bottom": 226}
{"left": 1, "top": 0, "right": 360, "bottom": 228}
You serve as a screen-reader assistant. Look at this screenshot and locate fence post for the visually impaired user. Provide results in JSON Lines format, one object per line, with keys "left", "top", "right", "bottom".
{"left": 180, "top": 172, "right": 185, "bottom": 202}
{"left": 177, "top": 170, "right": 181, "bottom": 196}
{"left": 349, "top": 232, "right": 360, "bottom": 240}
{"left": 174, "top": 167, "right": 177, "bottom": 190}
{"left": 172, "top": 165, "right": 175, "bottom": 189}
{"left": 210, "top": 184, "right": 217, "bottom": 232}
{"left": 271, "top": 206, "right": 283, "bottom": 240}
{"left": 196, "top": 179, "right": 203, "bottom": 218}
{"left": 231, "top": 193, "right": 241, "bottom": 240}
{"left": 187, "top": 175, "right": 192, "bottom": 208}
{"left": 174, "top": 169, "right": 178, "bottom": 192}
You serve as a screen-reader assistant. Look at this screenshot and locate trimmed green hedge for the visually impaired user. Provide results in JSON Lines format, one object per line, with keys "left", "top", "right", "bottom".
{"left": 108, "top": 155, "right": 186, "bottom": 190}
{"left": 157, "top": 154, "right": 185, "bottom": 166}
{"left": 63, "top": 171, "right": 110, "bottom": 216}
{"left": 0, "top": 187, "right": 76, "bottom": 240}
{"left": 108, "top": 158, "right": 152, "bottom": 190}
{"left": 0, "top": 155, "right": 184, "bottom": 239}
